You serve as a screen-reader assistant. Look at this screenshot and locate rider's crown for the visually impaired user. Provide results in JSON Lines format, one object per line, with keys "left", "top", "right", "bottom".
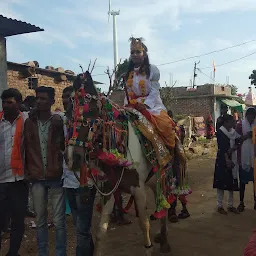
{"left": 130, "top": 37, "right": 146, "bottom": 52}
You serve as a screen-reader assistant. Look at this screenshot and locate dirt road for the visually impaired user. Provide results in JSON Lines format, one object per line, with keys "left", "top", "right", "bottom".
{"left": 2, "top": 156, "right": 255, "bottom": 255}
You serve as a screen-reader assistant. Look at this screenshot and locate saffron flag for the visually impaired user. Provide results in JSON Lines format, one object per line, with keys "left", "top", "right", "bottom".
{"left": 212, "top": 60, "right": 216, "bottom": 72}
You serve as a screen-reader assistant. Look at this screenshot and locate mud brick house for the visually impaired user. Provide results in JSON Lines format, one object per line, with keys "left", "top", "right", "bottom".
{"left": 7, "top": 61, "right": 103, "bottom": 111}
{"left": 7, "top": 61, "right": 76, "bottom": 110}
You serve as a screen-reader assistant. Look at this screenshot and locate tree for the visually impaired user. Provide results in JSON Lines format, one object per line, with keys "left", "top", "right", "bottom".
{"left": 249, "top": 70, "right": 256, "bottom": 86}
{"left": 229, "top": 84, "right": 238, "bottom": 95}
{"left": 115, "top": 59, "right": 129, "bottom": 90}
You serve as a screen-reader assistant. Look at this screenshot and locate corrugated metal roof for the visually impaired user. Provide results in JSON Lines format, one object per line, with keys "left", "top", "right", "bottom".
{"left": 0, "top": 15, "right": 44, "bottom": 37}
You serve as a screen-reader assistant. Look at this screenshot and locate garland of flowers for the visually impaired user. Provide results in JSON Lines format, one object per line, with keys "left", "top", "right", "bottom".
{"left": 66, "top": 87, "right": 102, "bottom": 187}
{"left": 126, "top": 70, "right": 147, "bottom": 105}
{"left": 97, "top": 99, "right": 131, "bottom": 167}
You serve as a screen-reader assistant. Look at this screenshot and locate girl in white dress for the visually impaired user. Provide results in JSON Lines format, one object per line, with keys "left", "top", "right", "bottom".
{"left": 124, "top": 37, "right": 176, "bottom": 148}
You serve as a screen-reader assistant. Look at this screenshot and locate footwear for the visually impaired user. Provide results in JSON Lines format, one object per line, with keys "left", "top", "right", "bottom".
{"left": 178, "top": 209, "right": 190, "bottom": 219}
{"left": 168, "top": 209, "right": 179, "bottom": 223}
{"left": 26, "top": 209, "right": 36, "bottom": 218}
{"left": 217, "top": 207, "right": 227, "bottom": 214}
{"left": 150, "top": 214, "right": 157, "bottom": 221}
{"left": 227, "top": 207, "right": 240, "bottom": 214}
{"left": 237, "top": 202, "right": 245, "bottom": 212}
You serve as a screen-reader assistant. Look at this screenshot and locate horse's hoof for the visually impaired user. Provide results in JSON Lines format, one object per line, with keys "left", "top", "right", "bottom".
{"left": 154, "top": 233, "right": 161, "bottom": 244}
{"left": 144, "top": 246, "right": 154, "bottom": 256}
{"left": 168, "top": 214, "right": 178, "bottom": 223}
{"left": 160, "top": 243, "right": 171, "bottom": 254}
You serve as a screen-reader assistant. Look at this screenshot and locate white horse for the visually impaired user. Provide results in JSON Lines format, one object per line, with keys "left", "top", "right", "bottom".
{"left": 66, "top": 72, "right": 173, "bottom": 256}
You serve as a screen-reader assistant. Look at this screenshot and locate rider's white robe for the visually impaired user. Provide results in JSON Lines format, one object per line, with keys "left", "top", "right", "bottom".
{"left": 124, "top": 64, "right": 166, "bottom": 115}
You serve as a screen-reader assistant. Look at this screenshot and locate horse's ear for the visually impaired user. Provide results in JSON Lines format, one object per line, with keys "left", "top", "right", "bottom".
{"left": 73, "top": 74, "right": 83, "bottom": 91}
{"left": 85, "top": 71, "right": 98, "bottom": 96}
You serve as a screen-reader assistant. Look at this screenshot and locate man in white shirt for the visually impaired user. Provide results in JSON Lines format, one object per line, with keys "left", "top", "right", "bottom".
{"left": 0, "top": 88, "right": 28, "bottom": 256}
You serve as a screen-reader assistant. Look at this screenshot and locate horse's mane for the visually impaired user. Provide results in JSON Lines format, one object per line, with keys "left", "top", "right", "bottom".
{"left": 73, "top": 71, "right": 98, "bottom": 96}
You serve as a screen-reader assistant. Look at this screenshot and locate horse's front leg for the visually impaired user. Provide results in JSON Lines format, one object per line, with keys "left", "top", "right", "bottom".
{"left": 159, "top": 216, "right": 171, "bottom": 253}
{"left": 147, "top": 175, "right": 171, "bottom": 253}
{"left": 133, "top": 186, "right": 153, "bottom": 256}
{"left": 94, "top": 194, "right": 115, "bottom": 256}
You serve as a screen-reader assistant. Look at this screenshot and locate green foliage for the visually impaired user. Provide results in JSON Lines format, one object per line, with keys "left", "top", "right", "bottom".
{"left": 249, "top": 70, "right": 256, "bottom": 86}
{"left": 229, "top": 84, "right": 238, "bottom": 95}
{"left": 116, "top": 59, "right": 129, "bottom": 78}
{"left": 115, "top": 59, "right": 129, "bottom": 89}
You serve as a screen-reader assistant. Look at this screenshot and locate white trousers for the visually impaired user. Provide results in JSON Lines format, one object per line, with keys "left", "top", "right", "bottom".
{"left": 217, "top": 189, "right": 233, "bottom": 208}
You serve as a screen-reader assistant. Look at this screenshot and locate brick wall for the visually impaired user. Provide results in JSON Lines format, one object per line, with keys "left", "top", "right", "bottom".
{"left": 7, "top": 63, "right": 74, "bottom": 111}
{"left": 109, "top": 88, "right": 215, "bottom": 119}
{"left": 162, "top": 95, "right": 214, "bottom": 118}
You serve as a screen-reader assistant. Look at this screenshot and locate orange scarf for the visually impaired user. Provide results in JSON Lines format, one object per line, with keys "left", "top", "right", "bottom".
{"left": 0, "top": 111, "right": 24, "bottom": 176}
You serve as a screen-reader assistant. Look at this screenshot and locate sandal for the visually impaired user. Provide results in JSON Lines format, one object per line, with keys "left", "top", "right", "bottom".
{"left": 228, "top": 207, "right": 240, "bottom": 214}
{"left": 217, "top": 207, "right": 227, "bottom": 215}
{"left": 237, "top": 202, "right": 245, "bottom": 212}
{"left": 178, "top": 209, "right": 190, "bottom": 219}
{"left": 168, "top": 209, "right": 179, "bottom": 223}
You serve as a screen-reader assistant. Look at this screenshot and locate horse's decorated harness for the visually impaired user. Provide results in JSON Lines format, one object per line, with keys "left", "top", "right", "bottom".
{"left": 66, "top": 72, "right": 192, "bottom": 217}
{"left": 65, "top": 76, "right": 131, "bottom": 194}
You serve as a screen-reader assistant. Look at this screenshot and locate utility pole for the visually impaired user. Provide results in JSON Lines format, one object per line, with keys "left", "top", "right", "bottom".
{"left": 226, "top": 76, "right": 229, "bottom": 85}
{"left": 192, "top": 61, "right": 200, "bottom": 88}
{"left": 170, "top": 73, "right": 173, "bottom": 87}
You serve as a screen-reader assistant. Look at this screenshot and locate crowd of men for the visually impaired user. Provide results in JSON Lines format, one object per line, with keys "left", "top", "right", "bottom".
{"left": 0, "top": 86, "right": 95, "bottom": 256}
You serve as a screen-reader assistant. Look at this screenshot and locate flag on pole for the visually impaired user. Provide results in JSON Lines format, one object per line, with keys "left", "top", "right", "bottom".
{"left": 212, "top": 60, "right": 216, "bottom": 72}
{"left": 212, "top": 60, "right": 216, "bottom": 80}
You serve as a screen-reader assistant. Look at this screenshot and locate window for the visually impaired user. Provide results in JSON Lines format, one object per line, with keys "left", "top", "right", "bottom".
{"left": 28, "top": 77, "right": 38, "bottom": 90}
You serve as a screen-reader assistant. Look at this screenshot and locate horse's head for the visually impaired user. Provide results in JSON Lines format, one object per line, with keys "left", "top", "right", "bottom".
{"left": 65, "top": 70, "right": 102, "bottom": 171}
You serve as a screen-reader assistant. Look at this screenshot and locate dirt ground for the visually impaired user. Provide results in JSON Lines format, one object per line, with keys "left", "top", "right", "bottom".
{"left": 2, "top": 153, "right": 256, "bottom": 255}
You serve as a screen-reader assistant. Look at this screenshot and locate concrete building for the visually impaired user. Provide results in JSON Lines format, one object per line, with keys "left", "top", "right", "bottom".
{"left": 109, "top": 84, "right": 243, "bottom": 128}
{"left": 160, "top": 84, "right": 243, "bottom": 126}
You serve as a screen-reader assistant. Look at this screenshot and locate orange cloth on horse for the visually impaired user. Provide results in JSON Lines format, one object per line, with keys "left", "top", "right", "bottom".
{"left": 125, "top": 64, "right": 176, "bottom": 148}
{"left": 150, "top": 110, "right": 176, "bottom": 148}
{"left": 0, "top": 111, "right": 24, "bottom": 176}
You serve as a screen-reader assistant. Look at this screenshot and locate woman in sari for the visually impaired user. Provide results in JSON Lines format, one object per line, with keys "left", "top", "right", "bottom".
{"left": 124, "top": 37, "right": 176, "bottom": 149}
